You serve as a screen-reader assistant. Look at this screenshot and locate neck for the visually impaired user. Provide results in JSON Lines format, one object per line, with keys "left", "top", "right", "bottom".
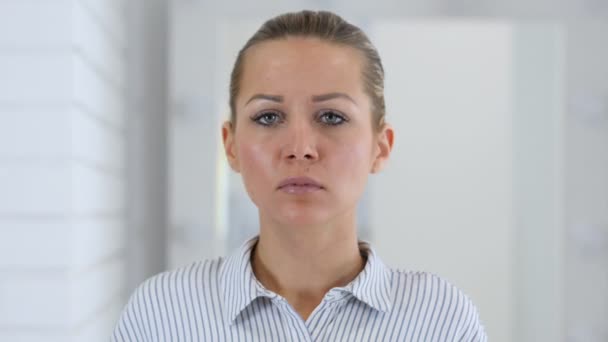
{"left": 251, "top": 211, "right": 365, "bottom": 320}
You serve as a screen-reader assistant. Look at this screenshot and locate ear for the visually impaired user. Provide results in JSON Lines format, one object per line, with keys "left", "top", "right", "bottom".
{"left": 371, "top": 123, "right": 394, "bottom": 174}
{"left": 222, "top": 121, "right": 241, "bottom": 173}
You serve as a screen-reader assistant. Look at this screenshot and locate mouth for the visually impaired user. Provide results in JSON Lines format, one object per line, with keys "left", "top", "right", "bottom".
{"left": 277, "top": 176, "right": 325, "bottom": 194}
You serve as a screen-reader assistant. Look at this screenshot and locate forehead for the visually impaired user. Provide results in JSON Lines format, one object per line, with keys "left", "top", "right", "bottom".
{"left": 238, "top": 37, "right": 366, "bottom": 102}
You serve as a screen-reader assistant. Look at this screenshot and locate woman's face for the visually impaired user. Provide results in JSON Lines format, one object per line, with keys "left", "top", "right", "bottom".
{"left": 223, "top": 37, "right": 393, "bottom": 227}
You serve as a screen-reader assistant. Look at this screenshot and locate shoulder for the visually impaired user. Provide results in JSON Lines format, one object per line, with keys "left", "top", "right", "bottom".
{"left": 390, "top": 269, "right": 467, "bottom": 300}
{"left": 135, "top": 257, "right": 224, "bottom": 300}
{"left": 389, "top": 270, "right": 487, "bottom": 341}
{"left": 111, "top": 257, "right": 225, "bottom": 341}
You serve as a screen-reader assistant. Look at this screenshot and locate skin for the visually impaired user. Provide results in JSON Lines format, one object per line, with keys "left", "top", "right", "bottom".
{"left": 222, "top": 37, "right": 394, "bottom": 321}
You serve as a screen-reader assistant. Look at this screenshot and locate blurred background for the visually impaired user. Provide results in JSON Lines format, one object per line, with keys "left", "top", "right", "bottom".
{"left": 0, "top": 0, "right": 607, "bottom": 341}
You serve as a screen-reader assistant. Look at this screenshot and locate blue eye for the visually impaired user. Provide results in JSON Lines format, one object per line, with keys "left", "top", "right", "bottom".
{"left": 253, "top": 112, "right": 282, "bottom": 126}
{"left": 319, "top": 110, "right": 347, "bottom": 126}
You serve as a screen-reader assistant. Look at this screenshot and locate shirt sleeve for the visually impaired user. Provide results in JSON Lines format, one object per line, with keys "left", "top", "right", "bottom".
{"left": 111, "top": 282, "right": 152, "bottom": 342}
{"left": 457, "top": 296, "right": 488, "bottom": 342}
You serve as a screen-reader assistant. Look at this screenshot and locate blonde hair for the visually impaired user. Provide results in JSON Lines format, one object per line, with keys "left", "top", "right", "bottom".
{"left": 229, "top": 10, "right": 385, "bottom": 130}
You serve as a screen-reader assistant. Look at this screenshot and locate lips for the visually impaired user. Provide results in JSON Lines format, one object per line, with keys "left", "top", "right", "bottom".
{"left": 277, "top": 177, "right": 324, "bottom": 193}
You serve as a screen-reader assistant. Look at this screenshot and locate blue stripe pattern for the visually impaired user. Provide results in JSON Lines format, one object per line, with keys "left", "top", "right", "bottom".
{"left": 112, "top": 236, "right": 487, "bottom": 341}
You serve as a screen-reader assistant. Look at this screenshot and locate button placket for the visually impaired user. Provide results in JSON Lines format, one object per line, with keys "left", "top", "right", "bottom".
{"left": 309, "top": 299, "right": 353, "bottom": 342}
{"left": 273, "top": 298, "right": 314, "bottom": 342}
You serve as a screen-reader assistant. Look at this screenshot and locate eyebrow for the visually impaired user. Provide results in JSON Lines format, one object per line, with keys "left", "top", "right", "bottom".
{"left": 245, "top": 92, "right": 357, "bottom": 106}
{"left": 245, "top": 94, "right": 283, "bottom": 105}
{"left": 312, "top": 92, "right": 357, "bottom": 104}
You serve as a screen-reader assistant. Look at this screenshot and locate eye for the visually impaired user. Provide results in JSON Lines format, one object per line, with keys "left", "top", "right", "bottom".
{"left": 252, "top": 111, "right": 283, "bottom": 126}
{"left": 318, "top": 110, "right": 347, "bottom": 126}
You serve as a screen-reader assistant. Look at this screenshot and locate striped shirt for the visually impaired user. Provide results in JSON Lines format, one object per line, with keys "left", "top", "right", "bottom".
{"left": 112, "top": 236, "right": 487, "bottom": 341}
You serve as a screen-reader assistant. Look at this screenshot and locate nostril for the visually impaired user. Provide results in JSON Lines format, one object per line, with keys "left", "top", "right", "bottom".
{"left": 285, "top": 152, "right": 316, "bottom": 160}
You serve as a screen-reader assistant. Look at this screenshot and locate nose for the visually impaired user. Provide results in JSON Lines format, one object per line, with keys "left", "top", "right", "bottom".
{"left": 281, "top": 120, "right": 319, "bottom": 162}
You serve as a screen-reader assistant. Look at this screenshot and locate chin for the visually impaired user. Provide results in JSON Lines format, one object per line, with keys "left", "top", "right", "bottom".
{"left": 257, "top": 197, "right": 348, "bottom": 227}
{"left": 274, "top": 208, "right": 333, "bottom": 227}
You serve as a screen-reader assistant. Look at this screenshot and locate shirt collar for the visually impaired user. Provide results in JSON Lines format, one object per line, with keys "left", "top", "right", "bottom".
{"left": 346, "top": 240, "right": 393, "bottom": 313}
{"left": 219, "top": 236, "right": 393, "bottom": 324}
{"left": 219, "top": 236, "right": 268, "bottom": 325}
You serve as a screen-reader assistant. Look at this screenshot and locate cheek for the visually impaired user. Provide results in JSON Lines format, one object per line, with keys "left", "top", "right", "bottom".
{"left": 331, "top": 138, "right": 374, "bottom": 177}
{"left": 237, "top": 140, "right": 275, "bottom": 184}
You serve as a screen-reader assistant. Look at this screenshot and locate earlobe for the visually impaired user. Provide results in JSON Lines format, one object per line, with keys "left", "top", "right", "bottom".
{"left": 222, "top": 121, "right": 240, "bottom": 173}
{"left": 371, "top": 124, "right": 394, "bottom": 174}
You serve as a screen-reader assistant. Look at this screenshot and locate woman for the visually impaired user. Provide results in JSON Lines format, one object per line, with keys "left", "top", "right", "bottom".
{"left": 113, "top": 10, "right": 486, "bottom": 341}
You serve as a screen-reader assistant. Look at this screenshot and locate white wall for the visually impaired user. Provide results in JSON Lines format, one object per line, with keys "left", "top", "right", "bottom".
{"left": 511, "top": 24, "right": 565, "bottom": 342}
{"left": 369, "top": 20, "right": 567, "bottom": 342}
{"left": 0, "top": 1, "right": 128, "bottom": 340}
{"left": 563, "top": 21, "right": 608, "bottom": 342}
{"left": 168, "top": 2, "right": 228, "bottom": 268}
{"left": 125, "top": 0, "right": 169, "bottom": 292}
{"left": 369, "top": 21, "right": 515, "bottom": 342}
